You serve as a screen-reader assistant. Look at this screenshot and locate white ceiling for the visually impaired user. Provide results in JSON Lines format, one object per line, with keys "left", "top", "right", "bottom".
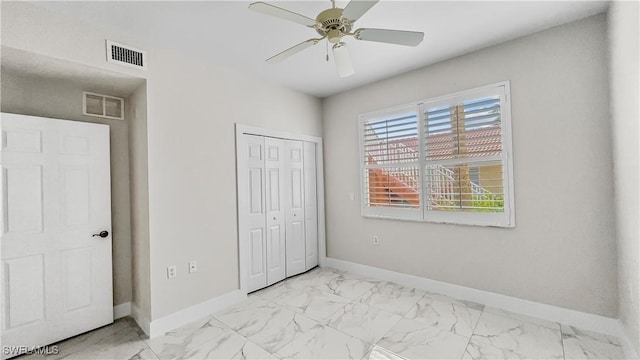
{"left": 34, "top": 1, "right": 608, "bottom": 98}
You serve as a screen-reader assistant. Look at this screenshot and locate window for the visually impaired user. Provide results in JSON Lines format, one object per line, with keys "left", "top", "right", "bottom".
{"left": 359, "top": 82, "right": 514, "bottom": 227}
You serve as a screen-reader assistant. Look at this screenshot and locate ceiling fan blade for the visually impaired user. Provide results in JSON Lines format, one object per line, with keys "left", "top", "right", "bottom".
{"left": 342, "top": 0, "right": 379, "bottom": 22}
{"left": 249, "top": 2, "right": 317, "bottom": 27}
{"left": 332, "top": 43, "right": 355, "bottom": 78}
{"left": 266, "top": 39, "right": 319, "bottom": 64}
{"left": 355, "top": 28, "right": 424, "bottom": 46}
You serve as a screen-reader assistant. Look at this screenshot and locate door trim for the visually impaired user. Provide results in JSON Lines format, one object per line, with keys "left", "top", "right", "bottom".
{"left": 235, "top": 124, "right": 326, "bottom": 295}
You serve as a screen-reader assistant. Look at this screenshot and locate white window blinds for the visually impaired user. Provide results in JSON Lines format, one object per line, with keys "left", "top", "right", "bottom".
{"left": 359, "top": 82, "right": 514, "bottom": 227}
{"left": 361, "top": 108, "right": 422, "bottom": 220}
{"left": 424, "top": 96, "right": 504, "bottom": 213}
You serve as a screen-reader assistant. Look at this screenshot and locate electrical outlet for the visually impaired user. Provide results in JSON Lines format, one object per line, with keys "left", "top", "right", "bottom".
{"left": 167, "top": 265, "right": 177, "bottom": 279}
{"left": 373, "top": 235, "right": 380, "bottom": 245}
{"left": 189, "top": 260, "right": 198, "bottom": 274}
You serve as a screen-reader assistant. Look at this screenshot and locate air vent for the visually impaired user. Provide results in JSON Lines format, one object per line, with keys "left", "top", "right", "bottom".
{"left": 106, "top": 40, "right": 147, "bottom": 70}
{"left": 82, "top": 91, "right": 125, "bottom": 120}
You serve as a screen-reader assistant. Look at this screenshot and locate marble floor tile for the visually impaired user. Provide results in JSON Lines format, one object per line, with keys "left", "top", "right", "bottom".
{"left": 356, "top": 281, "right": 426, "bottom": 316}
{"left": 326, "top": 275, "right": 379, "bottom": 300}
{"left": 285, "top": 268, "right": 343, "bottom": 290}
{"left": 376, "top": 317, "right": 470, "bottom": 359}
{"left": 215, "top": 298, "right": 318, "bottom": 353}
{"left": 327, "top": 302, "right": 403, "bottom": 344}
{"left": 286, "top": 268, "right": 377, "bottom": 300}
{"left": 214, "top": 297, "right": 281, "bottom": 332}
{"left": 561, "top": 324, "right": 625, "bottom": 359}
{"left": 230, "top": 339, "right": 280, "bottom": 360}
{"left": 361, "top": 345, "right": 408, "bottom": 360}
{"left": 18, "top": 267, "right": 630, "bottom": 360}
{"left": 144, "top": 317, "right": 233, "bottom": 359}
{"left": 249, "top": 280, "right": 289, "bottom": 302}
{"left": 59, "top": 334, "right": 157, "bottom": 360}
{"left": 173, "top": 330, "right": 277, "bottom": 360}
{"left": 464, "top": 311, "right": 564, "bottom": 359}
{"left": 295, "top": 266, "right": 344, "bottom": 281}
{"left": 482, "top": 306, "right": 560, "bottom": 330}
{"left": 41, "top": 318, "right": 148, "bottom": 360}
{"left": 272, "top": 287, "right": 351, "bottom": 322}
{"left": 405, "top": 292, "right": 483, "bottom": 337}
{"left": 275, "top": 321, "right": 371, "bottom": 359}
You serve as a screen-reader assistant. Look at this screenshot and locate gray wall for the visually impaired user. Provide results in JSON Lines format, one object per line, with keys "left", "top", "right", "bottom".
{"left": 144, "top": 46, "right": 322, "bottom": 319}
{"left": 322, "top": 15, "right": 617, "bottom": 317}
{"left": 126, "top": 82, "right": 151, "bottom": 328}
{"left": 0, "top": 70, "right": 137, "bottom": 307}
{"left": 1, "top": 1, "right": 323, "bottom": 323}
{"left": 609, "top": 1, "right": 639, "bottom": 355}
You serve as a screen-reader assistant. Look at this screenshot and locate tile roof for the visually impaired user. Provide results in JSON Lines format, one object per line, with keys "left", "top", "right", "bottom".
{"left": 367, "top": 126, "right": 502, "bottom": 163}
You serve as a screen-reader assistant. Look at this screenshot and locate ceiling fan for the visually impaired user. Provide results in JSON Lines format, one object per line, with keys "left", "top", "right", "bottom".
{"left": 248, "top": 0, "right": 424, "bottom": 78}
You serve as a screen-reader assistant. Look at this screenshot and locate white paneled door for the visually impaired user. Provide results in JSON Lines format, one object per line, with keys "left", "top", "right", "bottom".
{"left": 238, "top": 135, "right": 268, "bottom": 293}
{"left": 303, "top": 141, "right": 318, "bottom": 270}
{"left": 1, "top": 113, "right": 113, "bottom": 359}
{"left": 283, "top": 140, "right": 306, "bottom": 277}
{"left": 264, "top": 138, "right": 286, "bottom": 285}
{"left": 237, "top": 130, "right": 321, "bottom": 293}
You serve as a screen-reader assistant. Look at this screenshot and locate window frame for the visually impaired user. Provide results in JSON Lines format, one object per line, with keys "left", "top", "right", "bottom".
{"left": 359, "top": 105, "right": 423, "bottom": 221}
{"left": 358, "top": 81, "right": 515, "bottom": 228}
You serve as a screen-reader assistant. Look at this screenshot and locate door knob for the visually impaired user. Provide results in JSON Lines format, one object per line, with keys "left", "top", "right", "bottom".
{"left": 92, "top": 231, "right": 109, "bottom": 238}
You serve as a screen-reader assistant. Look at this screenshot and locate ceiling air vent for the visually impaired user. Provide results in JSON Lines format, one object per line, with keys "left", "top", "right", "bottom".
{"left": 106, "top": 40, "right": 147, "bottom": 70}
{"left": 83, "top": 91, "right": 125, "bottom": 120}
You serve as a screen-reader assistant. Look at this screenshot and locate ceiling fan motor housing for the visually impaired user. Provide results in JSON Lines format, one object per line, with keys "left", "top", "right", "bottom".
{"left": 315, "top": 8, "right": 352, "bottom": 43}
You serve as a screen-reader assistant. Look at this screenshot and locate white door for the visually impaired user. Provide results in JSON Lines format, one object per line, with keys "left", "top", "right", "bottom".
{"left": 1, "top": 113, "right": 113, "bottom": 358}
{"left": 238, "top": 135, "right": 268, "bottom": 293}
{"left": 284, "top": 140, "right": 306, "bottom": 277}
{"left": 303, "top": 142, "right": 318, "bottom": 270}
{"left": 264, "top": 138, "right": 286, "bottom": 285}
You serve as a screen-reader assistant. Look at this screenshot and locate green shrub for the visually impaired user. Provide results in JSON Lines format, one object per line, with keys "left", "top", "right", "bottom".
{"left": 432, "top": 193, "right": 504, "bottom": 212}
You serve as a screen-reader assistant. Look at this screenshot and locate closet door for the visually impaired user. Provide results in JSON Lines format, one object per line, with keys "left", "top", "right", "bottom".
{"left": 284, "top": 140, "right": 306, "bottom": 277}
{"left": 238, "top": 135, "right": 267, "bottom": 293}
{"left": 264, "top": 138, "right": 286, "bottom": 285}
{"left": 303, "top": 142, "right": 319, "bottom": 270}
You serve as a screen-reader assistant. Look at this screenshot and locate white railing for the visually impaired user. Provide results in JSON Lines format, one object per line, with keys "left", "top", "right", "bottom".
{"left": 471, "top": 181, "right": 492, "bottom": 197}
{"left": 425, "top": 165, "right": 494, "bottom": 207}
{"left": 367, "top": 141, "right": 492, "bottom": 203}
{"left": 367, "top": 142, "right": 420, "bottom": 192}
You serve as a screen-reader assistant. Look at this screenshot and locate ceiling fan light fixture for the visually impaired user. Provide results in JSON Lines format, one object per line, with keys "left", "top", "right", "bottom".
{"left": 333, "top": 42, "right": 354, "bottom": 78}
{"left": 327, "top": 29, "right": 342, "bottom": 44}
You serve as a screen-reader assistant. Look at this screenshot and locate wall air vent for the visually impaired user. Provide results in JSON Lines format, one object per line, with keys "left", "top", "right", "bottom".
{"left": 106, "top": 40, "right": 147, "bottom": 70}
{"left": 83, "top": 91, "right": 125, "bottom": 120}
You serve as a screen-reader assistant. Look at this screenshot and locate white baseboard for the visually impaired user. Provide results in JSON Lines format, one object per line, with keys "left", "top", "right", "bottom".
{"left": 131, "top": 302, "right": 151, "bottom": 337}
{"left": 148, "top": 290, "right": 246, "bottom": 338}
{"left": 113, "top": 302, "right": 131, "bottom": 320}
{"left": 323, "top": 258, "right": 628, "bottom": 347}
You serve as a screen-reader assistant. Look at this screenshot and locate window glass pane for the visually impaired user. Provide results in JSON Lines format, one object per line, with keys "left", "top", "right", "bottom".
{"left": 425, "top": 162, "right": 504, "bottom": 212}
{"left": 365, "top": 166, "right": 420, "bottom": 209}
{"left": 425, "top": 96, "right": 501, "bottom": 161}
{"left": 364, "top": 113, "right": 418, "bottom": 165}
